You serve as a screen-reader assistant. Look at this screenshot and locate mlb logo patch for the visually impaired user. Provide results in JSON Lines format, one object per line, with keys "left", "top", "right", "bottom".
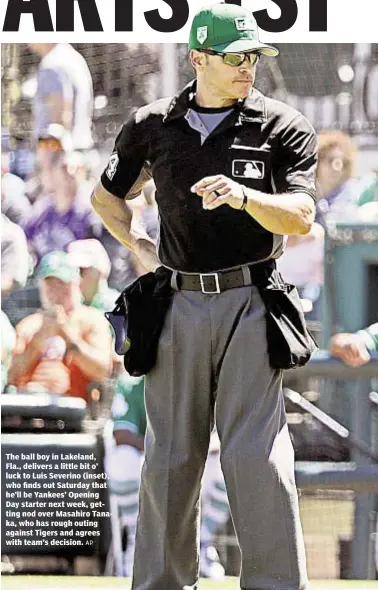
{"left": 106, "top": 152, "right": 119, "bottom": 181}
{"left": 232, "top": 159, "right": 265, "bottom": 180}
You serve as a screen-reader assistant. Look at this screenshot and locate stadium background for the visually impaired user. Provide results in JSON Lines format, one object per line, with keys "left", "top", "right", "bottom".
{"left": 1, "top": 43, "right": 378, "bottom": 584}
{"left": 2, "top": 43, "right": 378, "bottom": 158}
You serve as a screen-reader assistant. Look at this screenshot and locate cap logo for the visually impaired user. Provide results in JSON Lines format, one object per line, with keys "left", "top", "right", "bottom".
{"left": 235, "top": 17, "right": 251, "bottom": 31}
{"left": 106, "top": 152, "right": 119, "bottom": 181}
{"left": 196, "top": 26, "right": 208, "bottom": 45}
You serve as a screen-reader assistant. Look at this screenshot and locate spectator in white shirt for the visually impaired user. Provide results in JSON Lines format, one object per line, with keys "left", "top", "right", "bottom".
{"left": 29, "top": 43, "right": 94, "bottom": 151}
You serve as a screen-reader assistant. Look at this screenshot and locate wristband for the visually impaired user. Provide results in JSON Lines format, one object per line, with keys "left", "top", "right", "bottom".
{"left": 240, "top": 187, "right": 248, "bottom": 211}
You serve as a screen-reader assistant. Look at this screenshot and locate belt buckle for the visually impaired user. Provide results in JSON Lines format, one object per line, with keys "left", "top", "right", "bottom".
{"left": 199, "top": 273, "right": 220, "bottom": 294}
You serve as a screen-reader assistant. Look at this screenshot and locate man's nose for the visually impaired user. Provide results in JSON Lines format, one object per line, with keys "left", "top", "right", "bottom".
{"left": 238, "top": 63, "right": 253, "bottom": 75}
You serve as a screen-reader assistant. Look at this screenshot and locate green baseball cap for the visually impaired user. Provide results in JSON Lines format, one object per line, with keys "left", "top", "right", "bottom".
{"left": 189, "top": 3, "right": 279, "bottom": 56}
{"left": 38, "top": 251, "right": 80, "bottom": 283}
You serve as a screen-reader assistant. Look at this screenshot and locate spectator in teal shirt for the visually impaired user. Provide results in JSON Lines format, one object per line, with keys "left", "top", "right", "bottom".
{"left": 329, "top": 322, "right": 378, "bottom": 575}
{"left": 329, "top": 323, "right": 378, "bottom": 366}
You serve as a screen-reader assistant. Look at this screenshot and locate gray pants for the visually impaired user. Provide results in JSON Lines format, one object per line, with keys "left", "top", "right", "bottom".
{"left": 132, "top": 285, "right": 308, "bottom": 590}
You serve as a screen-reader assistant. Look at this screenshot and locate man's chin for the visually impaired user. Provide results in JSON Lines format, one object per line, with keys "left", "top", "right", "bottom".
{"left": 235, "top": 89, "right": 251, "bottom": 99}
{"left": 234, "top": 84, "right": 253, "bottom": 99}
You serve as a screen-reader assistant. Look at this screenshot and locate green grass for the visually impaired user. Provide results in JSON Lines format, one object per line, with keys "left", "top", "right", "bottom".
{"left": 1, "top": 577, "right": 377, "bottom": 589}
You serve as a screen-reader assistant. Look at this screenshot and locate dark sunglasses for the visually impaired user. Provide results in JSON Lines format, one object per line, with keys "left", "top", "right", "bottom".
{"left": 199, "top": 49, "right": 260, "bottom": 67}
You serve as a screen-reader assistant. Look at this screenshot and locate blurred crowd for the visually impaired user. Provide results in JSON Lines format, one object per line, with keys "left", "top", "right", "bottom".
{"left": 277, "top": 129, "right": 378, "bottom": 320}
{"left": 1, "top": 43, "right": 378, "bottom": 578}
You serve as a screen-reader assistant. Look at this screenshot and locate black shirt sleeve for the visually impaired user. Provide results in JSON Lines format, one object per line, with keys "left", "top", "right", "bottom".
{"left": 273, "top": 113, "right": 318, "bottom": 200}
{"left": 100, "top": 111, "right": 151, "bottom": 199}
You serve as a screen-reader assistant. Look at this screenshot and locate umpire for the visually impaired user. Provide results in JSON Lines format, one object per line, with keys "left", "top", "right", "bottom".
{"left": 92, "top": 3, "right": 317, "bottom": 589}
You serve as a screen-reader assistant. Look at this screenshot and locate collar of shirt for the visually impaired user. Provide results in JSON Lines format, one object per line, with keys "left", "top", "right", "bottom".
{"left": 185, "top": 109, "right": 233, "bottom": 144}
{"left": 163, "top": 79, "right": 267, "bottom": 126}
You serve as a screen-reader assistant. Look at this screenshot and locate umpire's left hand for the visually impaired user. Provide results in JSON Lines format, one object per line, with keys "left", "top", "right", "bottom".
{"left": 191, "top": 175, "right": 245, "bottom": 211}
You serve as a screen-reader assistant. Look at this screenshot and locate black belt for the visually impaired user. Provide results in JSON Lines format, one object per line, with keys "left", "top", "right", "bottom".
{"left": 175, "top": 260, "right": 275, "bottom": 294}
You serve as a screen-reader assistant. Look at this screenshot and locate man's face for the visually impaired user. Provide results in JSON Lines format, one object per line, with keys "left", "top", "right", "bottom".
{"left": 50, "top": 158, "right": 77, "bottom": 199}
{"left": 196, "top": 51, "right": 257, "bottom": 100}
{"left": 40, "top": 277, "right": 74, "bottom": 312}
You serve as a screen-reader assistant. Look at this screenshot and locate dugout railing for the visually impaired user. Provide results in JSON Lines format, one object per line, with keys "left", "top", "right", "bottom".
{"left": 291, "top": 353, "right": 378, "bottom": 580}
{"left": 215, "top": 355, "right": 378, "bottom": 579}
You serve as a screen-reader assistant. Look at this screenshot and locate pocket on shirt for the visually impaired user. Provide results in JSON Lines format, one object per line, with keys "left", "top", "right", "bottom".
{"left": 228, "top": 145, "right": 272, "bottom": 191}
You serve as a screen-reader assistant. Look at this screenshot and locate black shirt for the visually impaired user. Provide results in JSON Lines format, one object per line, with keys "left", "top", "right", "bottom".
{"left": 101, "top": 80, "right": 317, "bottom": 273}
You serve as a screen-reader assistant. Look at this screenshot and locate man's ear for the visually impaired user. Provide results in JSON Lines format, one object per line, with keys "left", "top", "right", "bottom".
{"left": 190, "top": 49, "right": 206, "bottom": 70}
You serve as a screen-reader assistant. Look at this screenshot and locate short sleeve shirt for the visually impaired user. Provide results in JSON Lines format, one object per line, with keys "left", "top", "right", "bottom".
{"left": 34, "top": 44, "right": 93, "bottom": 150}
{"left": 101, "top": 81, "right": 317, "bottom": 273}
{"left": 111, "top": 374, "right": 146, "bottom": 437}
{"left": 358, "top": 323, "right": 378, "bottom": 353}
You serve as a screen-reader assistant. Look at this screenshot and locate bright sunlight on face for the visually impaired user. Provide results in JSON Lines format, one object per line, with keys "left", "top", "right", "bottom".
{"left": 200, "top": 52, "right": 257, "bottom": 101}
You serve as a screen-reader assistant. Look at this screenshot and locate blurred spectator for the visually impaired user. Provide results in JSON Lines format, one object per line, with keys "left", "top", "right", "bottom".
{"left": 1, "top": 311, "right": 16, "bottom": 393}
{"left": 67, "top": 239, "right": 122, "bottom": 375}
{"left": 277, "top": 222, "right": 325, "bottom": 320}
{"left": 29, "top": 43, "right": 93, "bottom": 150}
{"left": 328, "top": 322, "right": 378, "bottom": 575}
{"left": 357, "top": 170, "right": 378, "bottom": 207}
{"left": 316, "top": 130, "right": 362, "bottom": 222}
{"left": 8, "top": 252, "right": 112, "bottom": 401}
{"left": 278, "top": 130, "right": 366, "bottom": 319}
{"left": 24, "top": 125, "right": 72, "bottom": 203}
{"left": 67, "top": 239, "right": 119, "bottom": 312}
{"left": 33, "top": 124, "right": 71, "bottom": 198}
{"left": 1, "top": 214, "right": 29, "bottom": 299}
{"left": 356, "top": 170, "right": 378, "bottom": 221}
{"left": 358, "top": 201, "right": 378, "bottom": 222}
{"left": 8, "top": 136, "right": 35, "bottom": 182}
{"left": 67, "top": 239, "right": 124, "bottom": 376}
{"left": 24, "top": 151, "right": 101, "bottom": 266}
{"left": 105, "top": 372, "right": 229, "bottom": 579}
{"left": 329, "top": 323, "right": 378, "bottom": 367}
{"left": 1, "top": 153, "right": 31, "bottom": 225}
{"left": 98, "top": 184, "right": 160, "bottom": 291}
{"left": 109, "top": 182, "right": 160, "bottom": 283}
{"left": 100, "top": 238, "right": 137, "bottom": 292}
{"left": 136, "top": 181, "right": 159, "bottom": 243}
